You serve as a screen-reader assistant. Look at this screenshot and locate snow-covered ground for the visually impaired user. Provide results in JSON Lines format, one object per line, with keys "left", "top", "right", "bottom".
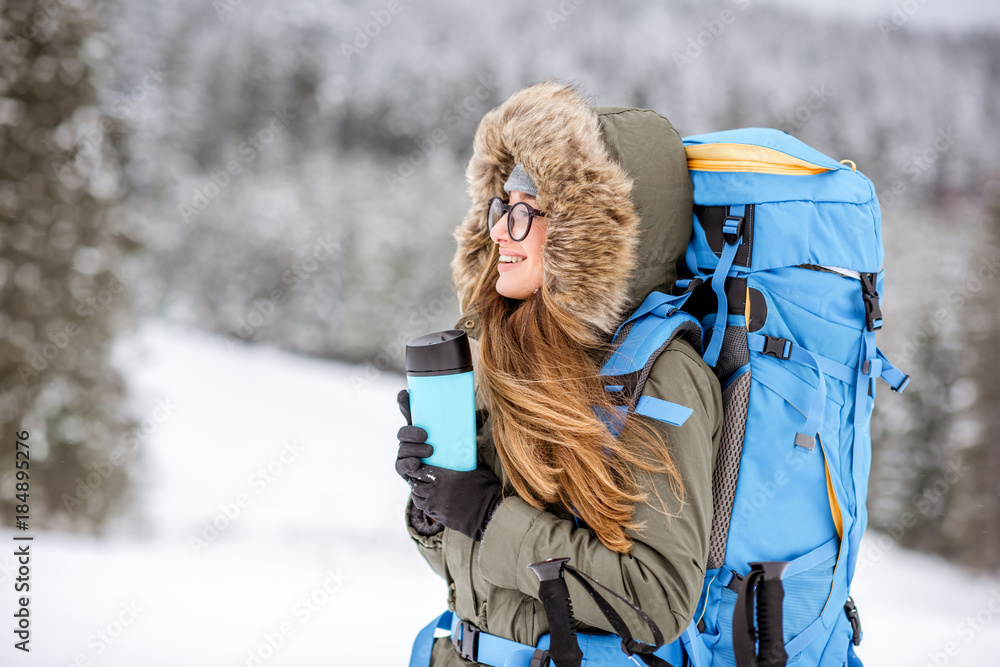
{"left": 2, "top": 320, "right": 998, "bottom": 666}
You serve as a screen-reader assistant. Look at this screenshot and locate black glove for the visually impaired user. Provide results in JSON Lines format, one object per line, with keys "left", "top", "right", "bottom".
{"left": 396, "top": 389, "right": 503, "bottom": 542}
{"left": 396, "top": 389, "right": 434, "bottom": 480}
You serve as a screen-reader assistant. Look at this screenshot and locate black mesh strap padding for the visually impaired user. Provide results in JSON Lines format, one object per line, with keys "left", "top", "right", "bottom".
{"left": 707, "top": 370, "right": 751, "bottom": 569}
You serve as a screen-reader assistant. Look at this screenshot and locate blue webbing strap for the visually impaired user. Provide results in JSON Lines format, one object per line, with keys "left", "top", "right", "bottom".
{"left": 448, "top": 612, "right": 541, "bottom": 667}
{"left": 680, "top": 620, "right": 712, "bottom": 667}
{"left": 621, "top": 290, "right": 689, "bottom": 329}
{"left": 634, "top": 396, "right": 693, "bottom": 426}
{"left": 784, "top": 343, "right": 824, "bottom": 450}
{"left": 782, "top": 536, "right": 840, "bottom": 578}
{"left": 703, "top": 205, "right": 745, "bottom": 368}
{"left": 744, "top": 332, "right": 827, "bottom": 450}
{"left": 747, "top": 333, "right": 908, "bottom": 393}
{"left": 409, "top": 610, "right": 453, "bottom": 667}
{"left": 441, "top": 612, "right": 685, "bottom": 667}
{"left": 847, "top": 328, "right": 878, "bottom": 584}
{"left": 875, "top": 347, "right": 909, "bottom": 392}
{"left": 746, "top": 333, "right": 853, "bottom": 386}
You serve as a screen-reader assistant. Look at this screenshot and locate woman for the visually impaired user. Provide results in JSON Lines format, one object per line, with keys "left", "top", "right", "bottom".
{"left": 395, "top": 81, "right": 723, "bottom": 666}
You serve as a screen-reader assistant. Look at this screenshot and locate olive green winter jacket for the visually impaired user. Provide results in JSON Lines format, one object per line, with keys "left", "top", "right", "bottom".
{"left": 405, "top": 82, "right": 723, "bottom": 666}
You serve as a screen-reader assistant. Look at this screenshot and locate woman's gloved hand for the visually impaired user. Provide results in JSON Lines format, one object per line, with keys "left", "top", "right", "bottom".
{"left": 396, "top": 389, "right": 503, "bottom": 542}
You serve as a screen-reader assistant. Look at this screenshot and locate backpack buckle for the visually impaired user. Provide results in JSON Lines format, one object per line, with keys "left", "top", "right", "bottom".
{"left": 722, "top": 215, "right": 744, "bottom": 245}
{"left": 844, "top": 596, "right": 863, "bottom": 646}
{"left": 452, "top": 620, "right": 479, "bottom": 662}
{"left": 860, "top": 273, "right": 883, "bottom": 331}
{"left": 763, "top": 335, "right": 792, "bottom": 360}
{"left": 529, "top": 649, "right": 551, "bottom": 667}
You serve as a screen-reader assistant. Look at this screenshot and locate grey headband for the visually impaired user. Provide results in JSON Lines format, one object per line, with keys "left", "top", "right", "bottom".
{"left": 503, "top": 164, "right": 538, "bottom": 198}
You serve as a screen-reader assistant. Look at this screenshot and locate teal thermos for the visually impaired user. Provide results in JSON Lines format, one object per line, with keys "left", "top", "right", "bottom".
{"left": 405, "top": 329, "right": 477, "bottom": 471}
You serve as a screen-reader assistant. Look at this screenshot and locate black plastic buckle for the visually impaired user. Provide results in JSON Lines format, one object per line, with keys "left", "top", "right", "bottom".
{"left": 763, "top": 335, "right": 792, "bottom": 360}
{"left": 844, "top": 596, "right": 862, "bottom": 646}
{"left": 722, "top": 215, "right": 744, "bottom": 245}
{"left": 452, "top": 621, "right": 479, "bottom": 662}
{"left": 860, "top": 273, "right": 883, "bottom": 332}
{"left": 725, "top": 570, "right": 745, "bottom": 592}
{"left": 529, "top": 649, "right": 551, "bottom": 667}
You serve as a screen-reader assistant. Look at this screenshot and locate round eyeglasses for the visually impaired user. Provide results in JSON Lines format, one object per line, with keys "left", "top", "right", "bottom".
{"left": 487, "top": 197, "right": 546, "bottom": 242}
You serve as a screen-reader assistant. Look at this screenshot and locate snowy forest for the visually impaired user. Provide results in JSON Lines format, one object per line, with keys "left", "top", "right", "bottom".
{"left": 1, "top": 0, "right": 999, "bottom": 593}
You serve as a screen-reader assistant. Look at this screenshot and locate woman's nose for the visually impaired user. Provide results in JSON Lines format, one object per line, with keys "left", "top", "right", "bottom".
{"left": 490, "top": 214, "right": 510, "bottom": 243}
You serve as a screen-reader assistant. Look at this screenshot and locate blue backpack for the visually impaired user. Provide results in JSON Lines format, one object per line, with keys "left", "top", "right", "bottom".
{"left": 409, "top": 129, "right": 910, "bottom": 667}
{"left": 597, "top": 128, "right": 910, "bottom": 667}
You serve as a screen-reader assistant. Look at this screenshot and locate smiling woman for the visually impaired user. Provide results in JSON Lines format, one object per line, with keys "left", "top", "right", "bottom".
{"left": 488, "top": 181, "right": 548, "bottom": 301}
{"left": 394, "top": 81, "right": 722, "bottom": 667}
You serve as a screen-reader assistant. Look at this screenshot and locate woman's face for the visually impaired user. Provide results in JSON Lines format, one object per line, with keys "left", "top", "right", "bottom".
{"left": 489, "top": 190, "right": 548, "bottom": 300}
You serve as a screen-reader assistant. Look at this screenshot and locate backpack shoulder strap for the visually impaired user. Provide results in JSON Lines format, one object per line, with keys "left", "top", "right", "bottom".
{"left": 600, "top": 291, "right": 703, "bottom": 430}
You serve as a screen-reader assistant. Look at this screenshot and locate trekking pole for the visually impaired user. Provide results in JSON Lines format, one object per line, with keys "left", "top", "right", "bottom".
{"left": 527, "top": 557, "right": 583, "bottom": 667}
{"left": 733, "top": 561, "right": 788, "bottom": 667}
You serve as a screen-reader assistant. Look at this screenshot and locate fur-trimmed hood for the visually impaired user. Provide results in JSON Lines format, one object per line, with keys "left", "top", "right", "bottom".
{"left": 451, "top": 81, "right": 693, "bottom": 343}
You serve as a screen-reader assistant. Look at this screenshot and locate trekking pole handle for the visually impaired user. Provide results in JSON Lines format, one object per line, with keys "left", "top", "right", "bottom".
{"left": 527, "top": 557, "right": 583, "bottom": 667}
{"left": 749, "top": 561, "right": 788, "bottom": 667}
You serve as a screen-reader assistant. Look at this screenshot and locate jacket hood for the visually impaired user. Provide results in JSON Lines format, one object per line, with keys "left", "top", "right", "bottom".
{"left": 451, "top": 80, "right": 693, "bottom": 342}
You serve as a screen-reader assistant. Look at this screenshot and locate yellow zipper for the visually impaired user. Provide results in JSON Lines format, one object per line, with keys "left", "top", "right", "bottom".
{"left": 686, "top": 143, "right": 834, "bottom": 176}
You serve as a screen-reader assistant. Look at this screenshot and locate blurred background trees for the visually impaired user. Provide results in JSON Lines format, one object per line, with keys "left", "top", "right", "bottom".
{"left": 0, "top": 0, "right": 138, "bottom": 531}
{"left": 1, "top": 0, "right": 998, "bottom": 568}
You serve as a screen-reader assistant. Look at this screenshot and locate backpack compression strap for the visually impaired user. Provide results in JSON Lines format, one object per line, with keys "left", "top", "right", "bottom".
{"left": 528, "top": 557, "right": 677, "bottom": 667}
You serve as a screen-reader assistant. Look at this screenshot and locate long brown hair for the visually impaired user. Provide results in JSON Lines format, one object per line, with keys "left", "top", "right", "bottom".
{"left": 469, "top": 245, "right": 686, "bottom": 554}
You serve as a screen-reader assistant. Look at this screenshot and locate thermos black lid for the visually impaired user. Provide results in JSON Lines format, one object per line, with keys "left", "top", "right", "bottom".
{"left": 406, "top": 329, "right": 474, "bottom": 376}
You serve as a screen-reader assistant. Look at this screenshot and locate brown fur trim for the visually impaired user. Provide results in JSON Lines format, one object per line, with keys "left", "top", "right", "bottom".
{"left": 451, "top": 81, "right": 640, "bottom": 342}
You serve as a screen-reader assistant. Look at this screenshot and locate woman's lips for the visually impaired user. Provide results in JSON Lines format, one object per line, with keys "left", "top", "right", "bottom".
{"left": 498, "top": 259, "right": 523, "bottom": 273}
